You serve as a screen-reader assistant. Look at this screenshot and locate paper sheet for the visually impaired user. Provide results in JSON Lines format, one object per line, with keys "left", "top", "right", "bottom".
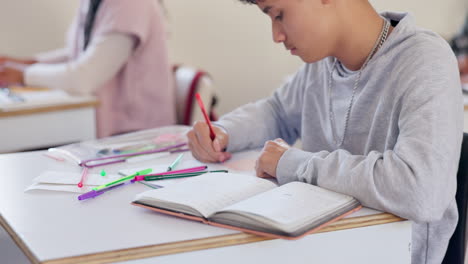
{"left": 25, "top": 183, "right": 95, "bottom": 194}
{"left": 25, "top": 171, "right": 122, "bottom": 193}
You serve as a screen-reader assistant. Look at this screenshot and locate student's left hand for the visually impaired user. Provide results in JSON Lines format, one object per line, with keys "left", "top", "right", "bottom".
{"left": 0, "top": 64, "right": 25, "bottom": 86}
{"left": 256, "top": 138, "right": 290, "bottom": 179}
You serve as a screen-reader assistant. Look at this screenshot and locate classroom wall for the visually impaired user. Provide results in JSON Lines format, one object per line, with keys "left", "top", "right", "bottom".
{"left": 0, "top": 0, "right": 77, "bottom": 56}
{"left": 0, "top": 0, "right": 467, "bottom": 115}
{"left": 165, "top": 0, "right": 468, "bottom": 115}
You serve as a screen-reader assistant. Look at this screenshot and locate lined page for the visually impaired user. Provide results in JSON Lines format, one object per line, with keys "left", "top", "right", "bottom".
{"left": 216, "top": 182, "right": 356, "bottom": 233}
{"left": 133, "top": 173, "right": 277, "bottom": 218}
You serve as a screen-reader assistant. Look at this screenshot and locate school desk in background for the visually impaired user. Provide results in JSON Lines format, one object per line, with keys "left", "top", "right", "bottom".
{"left": 0, "top": 86, "right": 98, "bottom": 153}
{"left": 0, "top": 86, "right": 74, "bottom": 110}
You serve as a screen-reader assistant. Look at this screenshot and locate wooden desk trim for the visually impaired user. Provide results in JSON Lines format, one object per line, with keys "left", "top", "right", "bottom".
{"left": 0, "top": 100, "right": 99, "bottom": 118}
{"left": 464, "top": 104, "right": 468, "bottom": 111}
{"left": 1, "top": 212, "right": 404, "bottom": 264}
{"left": 0, "top": 214, "right": 39, "bottom": 264}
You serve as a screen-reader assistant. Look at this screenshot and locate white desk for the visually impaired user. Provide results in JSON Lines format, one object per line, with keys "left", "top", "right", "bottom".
{"left": 0, "top": 97, "right": 98, "bottom": 153}
{"left": 0, "top": 150, "right": 411, "bottom": 264}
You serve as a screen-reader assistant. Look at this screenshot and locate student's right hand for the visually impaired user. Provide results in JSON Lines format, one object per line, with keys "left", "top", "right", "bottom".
{"left": 187, "top": 121, "right": 231, "bottom": 163}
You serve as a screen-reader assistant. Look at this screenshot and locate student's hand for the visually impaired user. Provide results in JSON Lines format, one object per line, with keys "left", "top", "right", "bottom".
{"left": 256, "top": 138, "right": 290, "bottom": 179}
{"left": 0, "top": 64, "right": 25, "bottom": 86}
{"left": 187, "top": 121, "right": 231, "bottom": 163}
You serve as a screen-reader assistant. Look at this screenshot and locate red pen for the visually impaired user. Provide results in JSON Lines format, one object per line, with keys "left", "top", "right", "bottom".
{"left": 195, "top": 93, "right": 216, "bottom": 140}
{"left": 77, "top": 167, "right": 89, "bottom": 188}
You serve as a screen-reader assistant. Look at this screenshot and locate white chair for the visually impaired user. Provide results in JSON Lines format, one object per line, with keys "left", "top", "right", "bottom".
{"left": 173, "top": 65, "right": 218, "bottom": 125}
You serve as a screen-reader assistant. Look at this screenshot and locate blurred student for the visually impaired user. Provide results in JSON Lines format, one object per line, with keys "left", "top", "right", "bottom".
{"left": 187, "top": 1, "right": 463, "bottom": 264}
{"left": 0, "top": 0, "right": 175, "bottom": 137}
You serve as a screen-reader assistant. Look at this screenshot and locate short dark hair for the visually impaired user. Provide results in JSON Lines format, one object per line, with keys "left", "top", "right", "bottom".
{"left": 238, "top": 0, "right": 257, "bottom": 4}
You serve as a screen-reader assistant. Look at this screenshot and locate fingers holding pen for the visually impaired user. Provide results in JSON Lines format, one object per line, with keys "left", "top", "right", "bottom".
{"left": 193, "top": 121, "right": 218, "bottom": 157}
{"left": 187, "top": 121, "right": 231, "bottom": 163}
{"left": 211, "top": 126, "right": 231, "bottom": 161}
{"left": 187, "top": 134, "right": 212, "bottom": 163}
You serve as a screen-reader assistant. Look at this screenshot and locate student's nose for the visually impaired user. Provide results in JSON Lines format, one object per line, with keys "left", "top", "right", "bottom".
{"left": 272, "top": 23, "right": 286, "bottom": 43}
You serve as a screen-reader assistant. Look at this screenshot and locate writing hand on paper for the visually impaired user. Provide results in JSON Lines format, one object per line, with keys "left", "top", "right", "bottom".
{"left": 256, "top": 138, "right": 290, "bottom": 179}
{"left": 187, "top": 121, "right": 232, "bottom": 163}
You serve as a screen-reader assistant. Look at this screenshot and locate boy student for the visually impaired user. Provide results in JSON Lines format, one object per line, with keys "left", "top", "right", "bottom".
{"left": 187, "top": 0, "right": 463, "bottom": 263}
{"left": 0, "top": 0, "right": 175, "bottom": 138}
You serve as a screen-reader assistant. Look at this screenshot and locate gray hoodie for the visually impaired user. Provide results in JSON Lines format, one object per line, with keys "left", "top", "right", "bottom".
{"left": 216, "top": 12, "right": 463, "bottom": 264}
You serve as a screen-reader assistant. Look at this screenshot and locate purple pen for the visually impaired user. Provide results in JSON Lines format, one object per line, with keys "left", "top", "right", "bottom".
{"left": 78, "top": 182, "right": 129, "bottom": 201}
{"left": 78, "top": 190, "right": 102, "bottom": 201}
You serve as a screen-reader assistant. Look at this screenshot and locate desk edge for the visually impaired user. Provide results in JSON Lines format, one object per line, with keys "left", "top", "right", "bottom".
{"left": 0, "top": 100, "right": 99, "bottom": 118}
{"left": 33, "top": 212, "right": 405, "bottom": 264}
{"left": 0, "top": 214, "right": 41, "bottom": 264}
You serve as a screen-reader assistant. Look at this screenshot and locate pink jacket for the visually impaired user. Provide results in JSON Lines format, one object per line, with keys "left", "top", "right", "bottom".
{"left": 69, "top": 0, "right": 175, "bottom": 137}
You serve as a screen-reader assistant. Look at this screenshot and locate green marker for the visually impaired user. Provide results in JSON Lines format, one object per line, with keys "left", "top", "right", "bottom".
{"left": 143, "top": 170, "right": 228, "bottom": 181}
{"left": 92, "top": 168, "right": 152, "bottom": 191}
{"left": 100, "top": 170, "right": 106, "bottom": 176}
{"left": 167, "top": 153, "right": 184, "bottom": 171}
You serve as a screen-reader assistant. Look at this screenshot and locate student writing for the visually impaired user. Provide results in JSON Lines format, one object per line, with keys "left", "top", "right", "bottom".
{"left": 187, "top": 1, "right": 463, "bottom": 264}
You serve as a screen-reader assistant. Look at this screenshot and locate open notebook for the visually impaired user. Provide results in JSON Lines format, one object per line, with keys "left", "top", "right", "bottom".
{"left": 132, "top": 173, "right": 361, "bottom": 239}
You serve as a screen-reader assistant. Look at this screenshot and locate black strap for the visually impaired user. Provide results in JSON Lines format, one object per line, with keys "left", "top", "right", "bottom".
{"left": 451, "top": 16, "right": 468, "bottom": 55}
{"left": 83, "top": 0, "right": 103, "bottom": 50}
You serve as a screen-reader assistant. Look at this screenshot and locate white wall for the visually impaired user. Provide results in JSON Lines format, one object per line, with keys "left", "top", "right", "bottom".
{"left": 164, "top": 0, "right": 303, "bottom": 115}
{"left": 0, "top": 0, "right": 78, "bottom": 56}
{"left": 0, "top": 0, "right": 466, "bottom": 115}
{"left": 165, "top": 0, "right": 468, "bottom": 114}
{"left": 371, "top": 0, "right": 467, "bottom": 39}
